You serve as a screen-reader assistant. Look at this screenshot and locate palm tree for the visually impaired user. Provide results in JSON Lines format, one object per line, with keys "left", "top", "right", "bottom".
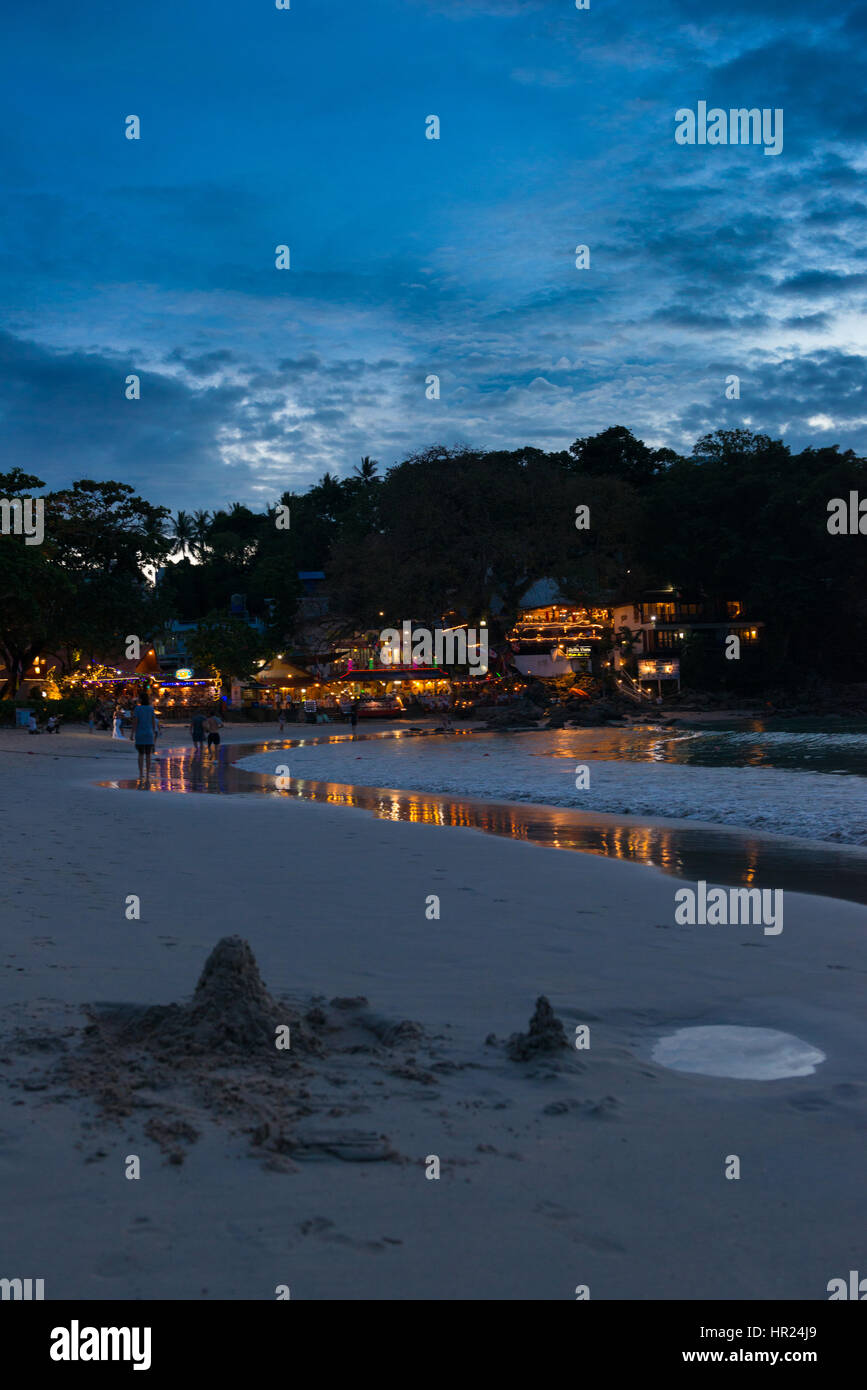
{"left": 170, "top": 511, "right": 194, "bottom": 560}
{"left": 354, "top": 456, "right": 379, "bottom": 483}
{"left": 191, "top": 509, "right": 211, "bottom": 559}
{"left": 311, "top": 471, "right": 345, "bottom": 523}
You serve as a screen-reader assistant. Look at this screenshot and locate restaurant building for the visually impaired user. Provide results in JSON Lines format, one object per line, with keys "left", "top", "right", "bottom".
{"left": 611, "top": 588, "right": 763, "bottom": 692}
{"left": 507, "top": 598, "right": 612, "bottom": 679}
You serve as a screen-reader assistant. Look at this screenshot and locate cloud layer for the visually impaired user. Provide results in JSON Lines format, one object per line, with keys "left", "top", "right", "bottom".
{"left": 0, "top": 0, "right": 863, "bottom": 509}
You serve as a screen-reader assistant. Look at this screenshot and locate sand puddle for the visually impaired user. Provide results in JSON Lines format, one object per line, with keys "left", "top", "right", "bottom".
{"left": 651, "top": 1025, "right": 825, "bottom": 1080}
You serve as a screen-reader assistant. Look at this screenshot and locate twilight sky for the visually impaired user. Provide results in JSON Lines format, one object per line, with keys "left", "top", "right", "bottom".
{"left": 1, "top": 0, "right": 865, "bottom": 512}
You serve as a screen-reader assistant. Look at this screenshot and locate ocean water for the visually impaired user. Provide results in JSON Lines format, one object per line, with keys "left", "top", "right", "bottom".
{"left": 236, "top": 721, "right": 867, "bottom": 846}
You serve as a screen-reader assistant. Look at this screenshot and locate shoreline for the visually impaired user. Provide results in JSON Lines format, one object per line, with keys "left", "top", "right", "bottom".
{"left": 6, "top": 723, "right": 866, "bottom": 903}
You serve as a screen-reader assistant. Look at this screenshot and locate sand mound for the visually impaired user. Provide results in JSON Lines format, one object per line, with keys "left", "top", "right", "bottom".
{"left": 113, "top": 935, "right": 312, "bottom": 1058}
{"left": 507, "top": 996, "right": 569, "bottom": 1061}
{"left": 11, "top": 941, "right": 439, "bottom": 1166}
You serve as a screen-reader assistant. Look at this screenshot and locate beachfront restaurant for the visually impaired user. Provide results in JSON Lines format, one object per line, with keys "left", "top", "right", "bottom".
{"left": 155, "top": 669, "right": 219, "bottom": 713}
{"left": 240, "top": 658, "right": 316, "bottom": 712}
{"left": 325, "top": 623, "right": 525, "bottom": 709}
{"left": 507, "top": 601, "right": 611, "bottom": 679}
{"left": 328, "top": 660, "right": 524, "bottom": 715}
{"left": 331, "top": 657, "right": 452, "bottom": 713}
{"left": 139, "top": 646, "right": 219, "bottom": 711}
{"left": 322, "top": 634, "right": 447, "bottom": 701}
{"left": 235, "top": 657, "right": 384, "bottom": 719}
{"left": 79, "top": 647, "right": 218, "bottom": 713}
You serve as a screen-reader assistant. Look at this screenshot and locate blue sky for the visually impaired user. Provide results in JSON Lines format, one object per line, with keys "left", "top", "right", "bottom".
{"left": 1, "top": 0, "right": 864, "bottom": 511}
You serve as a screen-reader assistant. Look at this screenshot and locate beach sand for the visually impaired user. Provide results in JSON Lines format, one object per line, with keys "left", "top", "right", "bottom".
{"left": 0, "top": 725, "right": 864, "bottom": 1300}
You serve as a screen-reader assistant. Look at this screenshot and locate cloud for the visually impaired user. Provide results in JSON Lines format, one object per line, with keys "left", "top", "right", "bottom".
{"left": 670, "top": 348, "right": 867, "bottom": 452}
{"left": 167, "top": 348, "right": 238, "bottom": 377}
{"left": 510, "top": 68, "right": 575, "bottom": 89}
{"left": 774, "top": 270, "right": 867, "bottom": 296}
{"left": 0, "top": 331, "right": 256, "bottom": 506}
{"left": 782, "top": 311, "right": 832, "bottom": 329}
{"left": 2, "top": 0, "right": 865, "bottom": 509}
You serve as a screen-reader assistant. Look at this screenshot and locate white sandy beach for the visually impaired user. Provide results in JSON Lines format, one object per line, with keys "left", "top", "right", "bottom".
{"left": 0, "top": 724, "right": 864, "bottom": 1300}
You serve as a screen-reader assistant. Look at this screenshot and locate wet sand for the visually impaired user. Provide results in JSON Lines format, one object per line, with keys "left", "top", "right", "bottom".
{"left": 101, "top": 729, "right": 867, "bottom": 905}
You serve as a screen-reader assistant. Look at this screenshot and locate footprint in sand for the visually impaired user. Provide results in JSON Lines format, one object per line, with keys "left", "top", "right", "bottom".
{"left": 128, "top": 1217, "right": 158, "bottom": 1237}
{"left": 542, "top": 1096, "right": 620, "bottom": 1119}
{"left": 569, "top": 1231, "right": 626, "bottom": 1254}
{"left": 833, "top": 1082, "right": 865, "bottom": 1101}
{"left": 533, "top": 1202, "right": 626, "bottom": 1253}
{"left": 93, "top": 1252, "right": 144, "bottom": 1278}
{"left": 788, "top": 1093, "right": 830, "bottom": 1112}
{"left": 792, "top": 1083, "right": 865, "bottom": 1109}
{"left": 297, "top": 1216, "right": 388, "bottom": 1252}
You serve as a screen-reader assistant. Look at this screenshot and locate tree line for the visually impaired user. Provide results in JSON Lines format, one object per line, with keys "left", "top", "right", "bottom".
{"left": 2, "top": 427, "right": 865, "bottom": 698}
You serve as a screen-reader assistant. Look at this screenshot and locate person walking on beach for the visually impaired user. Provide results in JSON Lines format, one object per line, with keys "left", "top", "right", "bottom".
{"left": 205, "top": 709, "right": 223, "bottom": 756}
{"left": 130, "top": 690, "right": 159, "bottom": 786}
{"left": 277, "top": 704, "right": 286, "bottom": 734}
{"left": 350, "top": 700, "right": 359, "bottom": 737}
{"left": 112, "top": 706, "right": 123, "bottom": 739}
{"left": 190, "top": 710, "right": 206, "bottom": 754}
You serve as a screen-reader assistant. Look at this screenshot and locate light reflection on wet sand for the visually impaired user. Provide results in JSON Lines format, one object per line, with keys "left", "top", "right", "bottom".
{"left": 97, "top": 733, "right": 867, "bottom": 906}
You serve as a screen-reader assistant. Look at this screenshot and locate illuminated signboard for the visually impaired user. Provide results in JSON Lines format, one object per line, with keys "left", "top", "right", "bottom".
{"left": 175, "top": 668, "right": 194, "bottom": 680}
{"left": 638, "top": 659, "right": 680, "bottom": 678}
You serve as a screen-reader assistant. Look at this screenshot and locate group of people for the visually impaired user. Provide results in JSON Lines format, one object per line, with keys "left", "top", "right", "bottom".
{"left": 189, "top": 709, "right": 224, "bottom": 755}
{"left": 130, "top": 698, "right": 226, "bottom": 783}
{"left": 303, "top": 698, "right": 359, "bottom": 730}
{"left": 415, "top": 693, "right": 451, "bottom": 712}
{"left": 83, "top": 693, "right": 224, "bottom": 785}
{"left": 266, "top": 699, "right": 360, "bottom": 730}
{"left": 27, "top": 712, "right": 61, "bottom": 734}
